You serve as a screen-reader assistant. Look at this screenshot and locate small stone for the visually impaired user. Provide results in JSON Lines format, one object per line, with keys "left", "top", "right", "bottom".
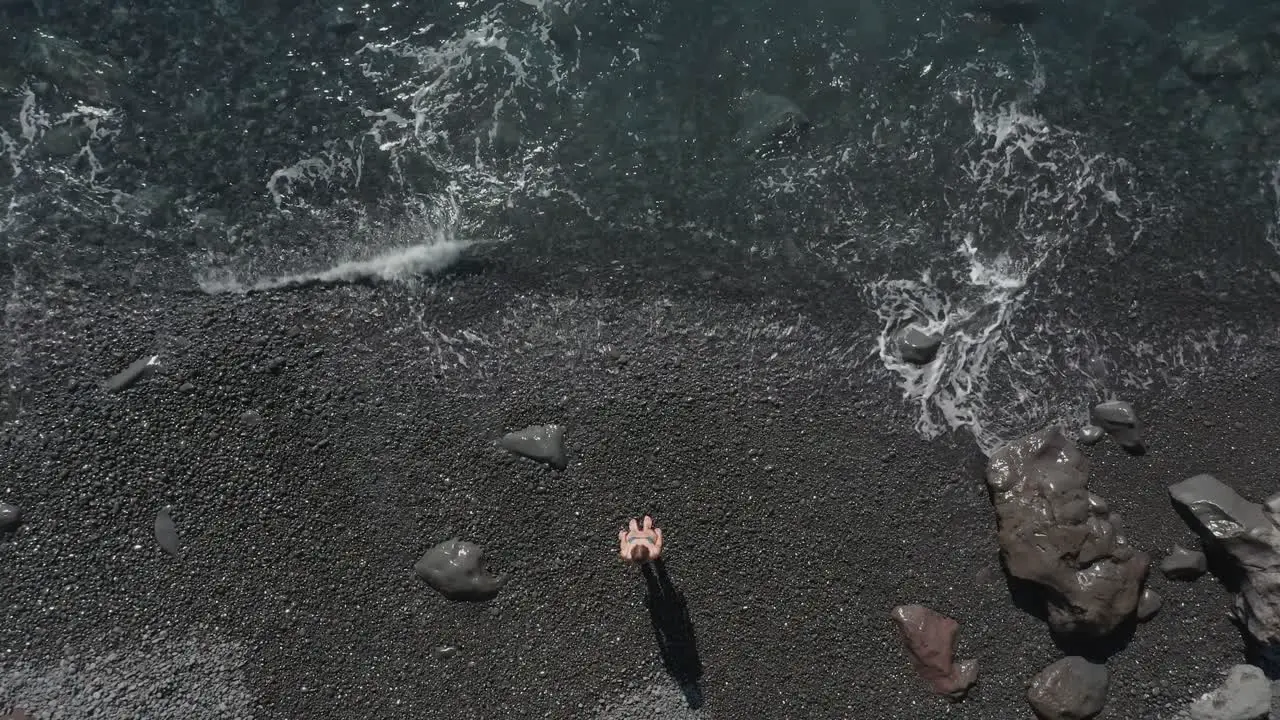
{"left": 890, "top": 604, "right": 978, "bottom": 701}
{"left": 1078, "top": 425, "right": 1105, "bottom": 445}
{"left": 267, "top": 356, "right": 286, "bottom": 373}
{"left": 499, "top": 424, "right": 567, "bottom": 470}
{"left": 154, "top": 506, "right": 181, "bottom": 558}
{"left": 414, "top": 539, "right": 508, "bottom": 601}
{"left": 1160, "top": 545, "right": 1208, "bottom": 581}
{"left": 432, "top": 645, "right": 458, "bottom": 660}
{"left": 896, "top": 326, "right": 942, "bottom": 365}
{"left": 103, "top": 355, "right": 159, "bottom": 392}
{"left": 0, "top": 502, "right": 21, "bottom": 531}
{"left": 1026, "top": 656, "right": 1109, "bottom": 720}
{"left": 239, "top": 410, "right": 263, "bottom": 426}
{"left": 1090, "top": 400, "right": 1146, "bottom": 455}
{"left": 1137, "top": 588, "right": 1162, "bottom": 622}
{"left": 1186, "top": 665, "right": 1270, "bottom": 720}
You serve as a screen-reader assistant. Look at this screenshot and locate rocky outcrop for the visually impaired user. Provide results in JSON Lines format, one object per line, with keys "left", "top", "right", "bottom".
{"left": 1026, "top": 656, "right": 1109, "bottom": 720}
{"left": 985, "top": 425, "right": 1149, "bottom": 637}
{"left": 890, "top": 604, "right": 978, "bottom": 701}
{"left": 1169, "top": 475, "right": 1280, "bottom": 671}
{"left": 414, "top": 539, "right": 508, "bottom": 602}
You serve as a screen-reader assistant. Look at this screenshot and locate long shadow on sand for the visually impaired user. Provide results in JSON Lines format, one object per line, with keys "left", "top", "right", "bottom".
{"left": 641, "top": 559, "right": 704, "bottom": 709}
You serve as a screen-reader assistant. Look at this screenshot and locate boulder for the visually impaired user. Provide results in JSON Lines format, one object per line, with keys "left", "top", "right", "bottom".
{"left": 985, "top": 425, "right": 1149, "bottom": 637}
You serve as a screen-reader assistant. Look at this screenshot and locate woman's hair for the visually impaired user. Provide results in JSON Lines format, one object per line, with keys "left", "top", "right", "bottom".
{"left": 632, "top": 544, "right": 651, "bottom": 562}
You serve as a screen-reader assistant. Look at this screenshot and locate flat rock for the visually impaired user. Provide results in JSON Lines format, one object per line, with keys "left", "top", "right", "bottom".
{"left": 1169, "top": 475, "right": 1280, "bottom": 670}
{"left": 985, "top": 425, "right": 1149, "bottom": 637}
{"left": 499, "top": 424, "right": 567, "bottom": 470}
{"left": 414, "top": 539, "right": 508, "bottom": 602}
{"left": 1089, "top": 400, "right": 1145, "bottom": 454}
{"left": 1026, "top": 656, "right": 1109, "bottom": 720}
{"left": 895, "top": 326, "right": 942, "bottom": 365}
{"left": 890, "top": 604, "right": 978, "bottom": 701}
{"left": 0, "top": 501, "right": 21, "bottom": 531}
{"left": 154, "top": 506, "right": 181, "bottom": 558}
{"left": 1186, "top": 664, "right": 1270, "bottom": 720}
{"left": 1160, "top": 544, "right": 1208, "bottom": 581}
{"left": 103, "top": 355, "right": 159, "bottom": 392}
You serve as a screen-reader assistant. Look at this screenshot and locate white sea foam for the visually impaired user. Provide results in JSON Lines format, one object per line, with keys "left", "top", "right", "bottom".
{"left": 196, "top": 238, "right": 478, "bottom": 294}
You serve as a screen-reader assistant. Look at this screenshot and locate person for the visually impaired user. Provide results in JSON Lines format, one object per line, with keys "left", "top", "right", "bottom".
{"left": 618, "top": 515, "right": 663, "bottom": 564}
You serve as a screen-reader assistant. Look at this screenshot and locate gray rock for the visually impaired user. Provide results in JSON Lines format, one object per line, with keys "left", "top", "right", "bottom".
{"left": 1169, "top": 475, "right": 1280, "bottom": 670}
{"left": 103, "top": 355, "right": 158, "bottom": 392}
{"left": 896, "top": 326, "right": 942, "bottom": 365}
{"left": 735, "top": 92, "right": 810, "bottom": 154}
{"left": 1160, "top": 545, "right": 1208, "bottom": 581}
{"left": 1089, "top": 400, "right": 1145, "bottom": 454}
{"left": 1026, "top": 656, "right": 1109, "bottom": 720}
{"left": 414, "top": 539, "right": 507, "bottom": 601}
{"left": 1078, "top": 425, "right": 1105, "bottom": 446}
{"left": 0, "top": 501, "right": 21, "bottom": 531}
{"left": 1186, "top": 665, "right": 1270, "bottom": 720}
{"left": 154, "top": 506, "right": 181, "bottom": 558}
{"left": 1137, "top": 588, "right": 1162, "bottom": 622}
{"left": 500, "top": 424, "right": 567, "bottom": 470}
{"left": 986, "top": 425, "right": 1149, "bottom": 637}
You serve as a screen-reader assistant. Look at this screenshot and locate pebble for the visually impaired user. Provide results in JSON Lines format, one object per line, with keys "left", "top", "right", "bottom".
{"left": 1078, "top": 425, "right": 1105, "bottom": 445}
{"left": 154, "top": 506, "right": 181, "bottom": 558}
{"left": 1090, "top": 400, "right": 1146, "bottom": 454}
{"left": 1026, "top": 656, "right": 1109, "bottom": 720}
{"left": 102, "top": 355, "right": 159, "bottom": 392}
{"left": 1136, "top": 588, "right": 1162, "bottom": 621}
{"left": 0, "top": 502, "right": 21, "bottom": 531}
{"left": 1160, "top": 545, "right": 1208, "bottom": 581}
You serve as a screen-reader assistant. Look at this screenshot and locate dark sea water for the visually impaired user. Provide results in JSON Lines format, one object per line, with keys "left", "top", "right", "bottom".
{"left": 2, "top": 0, "right": 1280, "bottom": 716}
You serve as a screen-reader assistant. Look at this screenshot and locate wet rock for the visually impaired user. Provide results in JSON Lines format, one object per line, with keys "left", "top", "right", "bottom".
{"left": 1137, "top": 588, "right": 1162, "bottom": 622}
{"left": 890, "top": 604, "right": 978, "bottom": 701}
{"left": 1169, "top": 475, "right": 1280, "bottom": 670}
{"left": 500, "top": 424, "right": 567, "bottom": 470}
{"left": 896, "top": 326, "right": 942, "bottom": 365}
{"left": 1026, "top": 656, "right": 1109, "bottom": 720}
{"left": 414, "top": 539, "right": 508, "bottom": 602}
{"left": 0, "top": 501, "right": 21, "bottom": 531}
{"left": 985, "top": 425, "right": 1149, "bottom": 637}
{"left": 1160, "top": 545, "right": 1208, "bottom": 581}
{"left": 736, "top": 92, "right": 810, "bottom": 155}
{"left": 1185, "top": 664, "right": 1270, "bottom": 720}
{"left": 1089, "top": 400, "right": 1146, "bottom": 455}
{"left": 154, "top": 506, "right": 181, "bottom": 558}
{"left": 103, "top": 355, "right": 158, "bottom": 392}
{"left": 1078, "top": 425, "right": 1105, "bottom": 446}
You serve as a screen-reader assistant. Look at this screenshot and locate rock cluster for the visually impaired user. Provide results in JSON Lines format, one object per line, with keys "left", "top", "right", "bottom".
{"left": 985, "top": 425, "right": 1149, "bottom": 637}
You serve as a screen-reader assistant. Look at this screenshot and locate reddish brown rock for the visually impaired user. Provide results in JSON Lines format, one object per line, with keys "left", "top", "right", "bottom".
{"left": 891, "top": 604, "right": 979, "bottom": 701}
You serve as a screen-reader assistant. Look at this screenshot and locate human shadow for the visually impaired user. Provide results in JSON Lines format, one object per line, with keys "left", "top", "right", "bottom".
{"left": 641, "top": 559, "right": 704, "bottom": 709}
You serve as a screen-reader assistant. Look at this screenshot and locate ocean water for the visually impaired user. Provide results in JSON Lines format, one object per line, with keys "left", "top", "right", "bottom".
{"left": 1, "top": 0, "right": 1277, "bottom": 455}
